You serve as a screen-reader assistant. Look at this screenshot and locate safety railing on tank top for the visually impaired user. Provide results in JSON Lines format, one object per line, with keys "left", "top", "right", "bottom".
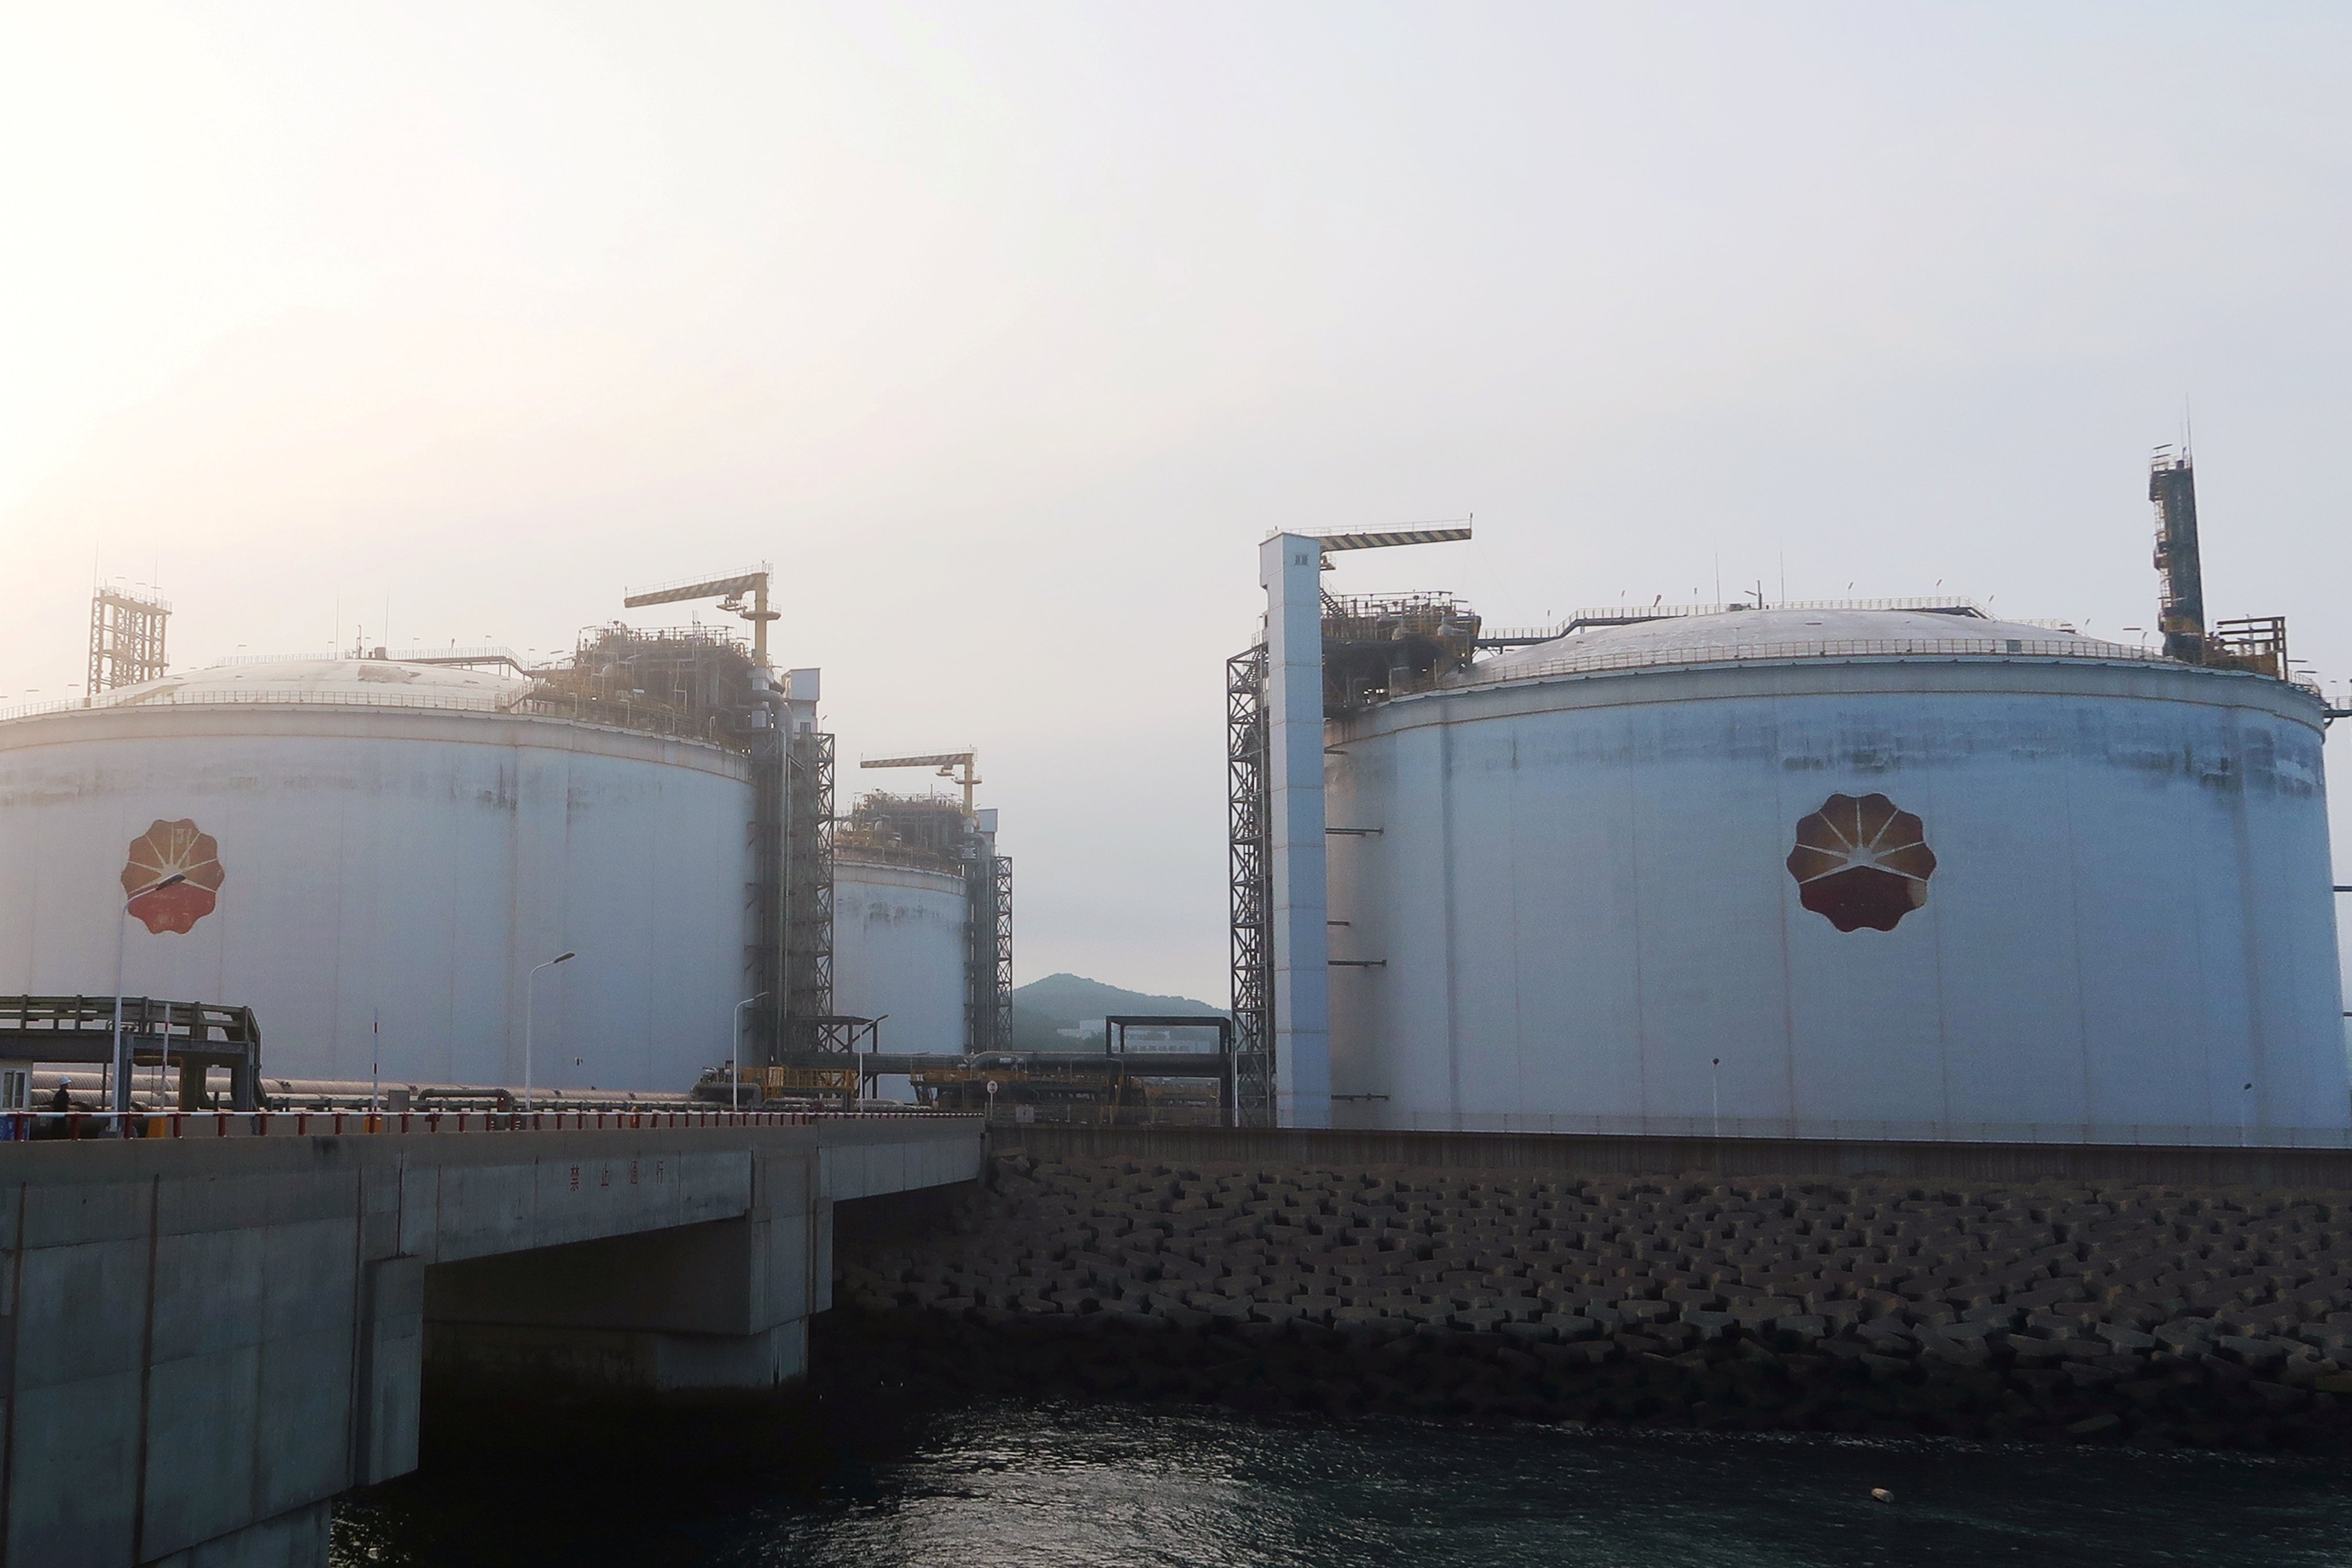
{"left": 0, "top": 687, "right": 746, "bottom": 745}
{"left": 0, "top": 688, "right": 517, "bottom": 724}
{"left": 0, "top": 1107, "right": 974, "bottom": 1141}
{"left": 1463, "top": 635, "right": 2175, "bottom": 688}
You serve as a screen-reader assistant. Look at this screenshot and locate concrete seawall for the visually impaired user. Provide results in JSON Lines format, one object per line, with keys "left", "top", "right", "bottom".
{"left": 829, "top": 1147, "right": 2352, "bottom": 1446}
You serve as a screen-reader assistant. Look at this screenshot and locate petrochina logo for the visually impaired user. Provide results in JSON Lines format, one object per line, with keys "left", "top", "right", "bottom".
{"left": 122, "top": 820, "right": 226, "bottom": 935}
{"left": 1786, "top": 793, "right": 1935, "bottom": 933}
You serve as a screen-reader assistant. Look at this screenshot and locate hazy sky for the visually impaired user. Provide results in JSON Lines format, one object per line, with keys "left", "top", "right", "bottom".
{"left": 3, "top": 3, "right": 2349, "bottom": 1001}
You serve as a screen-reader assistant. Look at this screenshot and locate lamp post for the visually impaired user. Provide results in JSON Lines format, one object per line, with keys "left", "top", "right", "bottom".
{"left": 523, "top": 952, "right": 576, "bottom": 1111}
{"left": 862, "top": 1015, "right": 890, "bottom": 1111}
{"left": 113, "top": 872, "right": 188, "bottom": 1119}
{"left": 732, "top": 992, "right": 768, "bottom": 1110}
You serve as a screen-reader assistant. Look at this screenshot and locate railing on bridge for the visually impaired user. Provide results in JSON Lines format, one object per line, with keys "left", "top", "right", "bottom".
{"left": 0, "top": 1107, "right": 971, "bottom": 1141}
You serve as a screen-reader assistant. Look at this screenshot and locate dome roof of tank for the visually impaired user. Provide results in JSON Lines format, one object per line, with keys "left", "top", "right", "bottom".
{"left": 1465, "top": 605, "right": 2141, "bottom": 685}
{"left": 87, "top": 658, "right": 532, "bottom": 712}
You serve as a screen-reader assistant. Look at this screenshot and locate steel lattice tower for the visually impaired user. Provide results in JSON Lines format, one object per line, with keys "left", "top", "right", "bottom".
{"left": 87, "top": 588, "right": 171, "bottom": 701}
{"left": 1226, "top": 644, "right": 1275, "bottom": 1126}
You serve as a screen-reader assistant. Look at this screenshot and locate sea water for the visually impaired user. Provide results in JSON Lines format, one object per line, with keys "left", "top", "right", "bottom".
{"left": 335, "top": 1394, "right": 2352, "bottom": 1567}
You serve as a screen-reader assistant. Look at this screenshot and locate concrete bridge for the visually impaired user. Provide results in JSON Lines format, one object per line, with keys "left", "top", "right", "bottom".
{"left": 0, "top": 1111, "right": 983, "bottom": 1567}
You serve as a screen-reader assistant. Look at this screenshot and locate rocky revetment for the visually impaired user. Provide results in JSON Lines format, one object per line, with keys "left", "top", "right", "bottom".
{"left": 826, "top": 1153, "right": 2352, "bottom": 1446}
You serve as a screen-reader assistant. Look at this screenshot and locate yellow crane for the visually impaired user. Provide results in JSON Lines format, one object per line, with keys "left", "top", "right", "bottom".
{"left": 622, "top": 565, "right": 778, "bottom": 667}
{"left": 862, "top": 750, "right": 980, "bottom": 813}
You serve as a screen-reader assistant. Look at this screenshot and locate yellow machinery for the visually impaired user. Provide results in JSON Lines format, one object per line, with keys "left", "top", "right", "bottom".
{"left": 861, "top": 750, "right": 982, "bottom": 813}
{"left": 623, "top": 567, "right": 779, "bottom": 668}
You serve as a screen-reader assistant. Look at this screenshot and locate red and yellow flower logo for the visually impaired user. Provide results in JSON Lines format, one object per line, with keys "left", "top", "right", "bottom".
{"left": 1786, "top": 793, "right": 1935, "bottom": 933}
{"left": 122, "top": 820, "right": 226, "bottom": 935}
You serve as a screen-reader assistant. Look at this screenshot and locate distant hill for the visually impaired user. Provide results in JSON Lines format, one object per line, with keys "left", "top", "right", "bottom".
{"left": 1010, "top": 973, "right": 1228, "bottom": 1052}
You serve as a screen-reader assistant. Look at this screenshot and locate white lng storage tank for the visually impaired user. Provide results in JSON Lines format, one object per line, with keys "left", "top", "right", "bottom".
{"left": 0, "top": 658, "right": 748, "bottom": 1091}
{"left": 1318, "top": 604, "right": 2345, "bottom": 1142}
{"left": 831, "top": 859, "right": 972, "bottom": 1055}
{"left": 829, "top": 793, "right": 1009, "bottom": 1065}
{"left": 1249, "top": 519, "right": 2345, "bottom": 1144}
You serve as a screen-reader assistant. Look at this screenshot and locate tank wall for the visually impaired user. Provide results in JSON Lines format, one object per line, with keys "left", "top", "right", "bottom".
{"left": 832, "top": 859, "right": 969, "bottom": 1056}
{"left": 1326, "top": 665, "right": 2347, "bottom": 1143}
{"left": 0, "top": 709, "right": 750, "bottom": 1092}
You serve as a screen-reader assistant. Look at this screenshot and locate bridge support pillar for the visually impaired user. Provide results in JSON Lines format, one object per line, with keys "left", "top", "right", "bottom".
{"left": 421, "top": 1152, "right": 827, "bottom": 1397}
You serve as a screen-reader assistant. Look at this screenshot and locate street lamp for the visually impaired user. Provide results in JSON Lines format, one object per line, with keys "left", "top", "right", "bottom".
{"left": 732, "top": 992, "right": 768, "bottom": 1110}
{"left": 523, "top": 952, "right": 576, "bottom": 1111}
{"left": 113, "top": 872, "right": 188, "bottom": 1119}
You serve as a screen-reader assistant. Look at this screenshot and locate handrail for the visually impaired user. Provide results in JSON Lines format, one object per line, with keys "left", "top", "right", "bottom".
{"left": 0, "top": 688, "right": 749, "bottom": 747}
{"left": 206, "top": 647, "right": 524, "bottom": 670}
{"left": 1, "top": 688, "right": 524, "bottom": 723}
{"left": 1463, "top": 636, "right": 2324, "bottom": 700}
{"left": 0, "top": 1108, "right": 977, "bottom": 1141}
